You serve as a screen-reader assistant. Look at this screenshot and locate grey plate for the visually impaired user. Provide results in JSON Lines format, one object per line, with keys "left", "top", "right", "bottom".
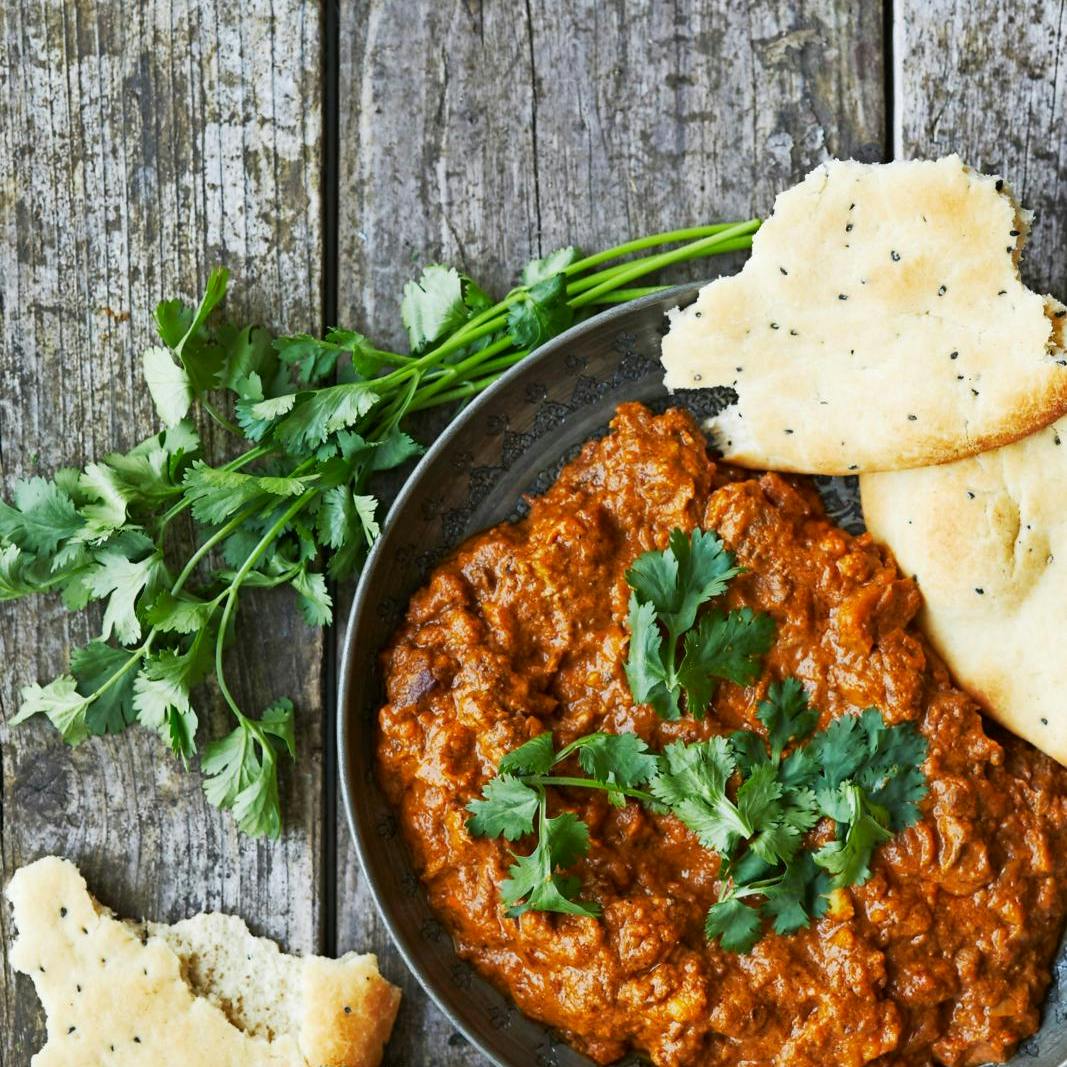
{"left": 338, "top": 286, "right": 1067, "bottom": 1067}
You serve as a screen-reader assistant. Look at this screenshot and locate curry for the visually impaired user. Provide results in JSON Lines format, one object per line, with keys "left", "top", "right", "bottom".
{"left": 377, "top": 403, "right": 1067, "bottom": 1066}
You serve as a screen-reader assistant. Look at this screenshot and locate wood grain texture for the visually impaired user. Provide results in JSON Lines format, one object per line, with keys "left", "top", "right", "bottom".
{"left": 0, "top": 2, "right": 323, "bottom": 1061}
{"left": 335, "top": 3, "right": 884, "bottom": 1062}
{"left": 896, "top": 0, "right": 1067, "bottom": 294}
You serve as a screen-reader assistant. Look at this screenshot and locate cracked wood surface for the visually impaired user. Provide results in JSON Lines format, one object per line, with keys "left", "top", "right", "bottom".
{"left": 0, "top": 2, "right": 324, "bottom": 1063}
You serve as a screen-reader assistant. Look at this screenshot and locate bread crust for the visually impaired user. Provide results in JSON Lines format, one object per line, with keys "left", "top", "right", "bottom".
{"left": 5, "top": 857, "right": 401, "bottom": 1067}
{"left": 662, "top": 156, "right": 1067, "bottom": 475}
{"left": 302, "top": 955, "right": 401, "bottom": 1067}
{"left": 861, "top": 417, "right": 1067, "bottom": 765}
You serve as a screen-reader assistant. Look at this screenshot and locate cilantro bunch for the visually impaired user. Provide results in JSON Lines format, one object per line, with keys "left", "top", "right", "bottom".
{"left": 468, "top": 530, "right": 928, "bottom": 952}
{"left": 467, "top": 731, "right": 659, "bottom": 916}
{"left": 625, "top": 528, "right": 776, "bottom": 719}
{"left": 0, "top": 222, "right": 758, "bottom": 838}
{"left": 678, "top": 679, "right": 927, "bottom": 951}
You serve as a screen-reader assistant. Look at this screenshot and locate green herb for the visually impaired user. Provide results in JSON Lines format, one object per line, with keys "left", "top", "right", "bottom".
{"left": 469, "top": 681, "right": 928, "bottom": 953}
{"left": 2, "top": 221, "right": 760, "bottom": 837}
{"left": 467, "top": 731, "right": 659, "bottom": 916}
{"left": 624, "top": 528, "right": 775, "bottom": 719}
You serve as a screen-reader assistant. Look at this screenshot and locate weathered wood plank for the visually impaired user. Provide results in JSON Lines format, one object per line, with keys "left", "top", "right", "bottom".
{"left": 0, "top": 2, "right": 323, "bottom": 1060}
{"left": 896, "top": 0, "right": 1067, "bottom": 293}
{"left": 335, "top": 2, "right": 884, "bottom": 1061}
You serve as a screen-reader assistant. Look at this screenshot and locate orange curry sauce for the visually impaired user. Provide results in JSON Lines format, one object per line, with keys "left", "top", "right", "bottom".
{"left": 377, "top": 403, "right": 1067, "bottom": 1066}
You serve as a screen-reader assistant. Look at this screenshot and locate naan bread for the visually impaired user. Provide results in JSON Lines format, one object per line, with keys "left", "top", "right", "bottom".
{"left": 662, "top": 155, "right": 1067, "bottom": 474}
{"left": 6, "top": 857, "right": 400, "bottom": 1067}
{"left": 861, "top": 420, "right": 1067, "bottom": 764}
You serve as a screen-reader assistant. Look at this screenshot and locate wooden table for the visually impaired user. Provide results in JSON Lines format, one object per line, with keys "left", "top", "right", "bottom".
{"left": 1, "top": 2, "right": 1064, "bottom": 1063}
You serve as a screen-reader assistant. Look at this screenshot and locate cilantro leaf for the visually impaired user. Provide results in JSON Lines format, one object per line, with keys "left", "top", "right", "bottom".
{"left": 145, "top": 591, "right": 217, "bottom": 634}
{"left": 0, "top": 477, "right": 83, "bottom": 556}
{"left": 133, "top": 648, "right": 204, "bottom": 762}
{"left": 352, "top": 494, "right": 380, "bottom": 542}
{"left": 88, "top": 550, "right": 171, "bottom": 646}
{"left": 259, "top": 697, "right": 297, "bottom": 759}
{"left": 813, "top": 784, "right": 892, "bottom": 887}
{"left": 623, "top": 593, "right": 678, "bottom": 720}
{"left": 678, "top": 608, "right": 776, "bottom": 716}
{"left": 0, "top": 544, "right": 49, "bottom": 600}
{"left": 735, "top": 762, "right": 783, "bottom": 832}
{"left": 143, "top": 345, "right": 193, "bottom": 426}
{"left": 806, "top": 711, "right": 867, "bottom": 789}
{"left": 368, "top": 429, "right": 423, "bottom": 471}
{"left": 501, "top": 811, "right": 597, "bottom": 918}
{"left": 159, "top": 267, "right": 230, "bottom": 393}
{"left": 202, "top": 725, "right": 258, "bottom": 810}
{"left": 651, "top": 737, "right": 751, "bottom": 853}
{"left": 271, "top": 383, "right": 381, "bottom": 453}
{"left": 231, "top": 756, "right": 284, "bottom": 840}
{"left": 216, "top": 324, "right": 279, "bottom": 393}
{"left": 761, "top": 853, "right": 831, "bottom": 935}
{"left": 201, "top": 701, "right": 293, "bottom": 840}
{"left": 12, "top": 676, "right": 90, "bottom": 745}
{"left": 290, "top": 566, "right": 333, "bottom": 626}
{"left": 573, "top": 733, "right": 658, "bottom": 789}
{"left": 70, "top": 641, "right": 139, "bottom": 736}
{"left": 314, "top": 487, "right": 381, "bottom": 580}
{"left": 401, "top": 265, "right": 469, "bottom": 352}
{"left": 182, "top": 462, "right": 312, "bottom": 524}
{"left": 757, "top": 678, "right": 819, "bottom": 761}
{"left": 624, "top": 529, "right": 769, "bottom": 720}
{"left": 705, "top": 896, "right": 763, "bottom": 953}
{"left": 75, "top": 462, "right": 132, "bottom": 542}
{"left": 236, "top": 388, "right": 297, "bottom": 442}
{"left": 747, "top": 786, "right": 818, "bottom": 866}
{"left": 499, "top": 732, "right": 556, "bottom": 776}
{"left": 521, "top": 247, "right": 579, "bottom": 286}
{"left": 506, "top": 274, "right": 574, "bottom": 350}
{"left": 626, "top": 528, "right": 741, "bottom": 637}
{"left": 853, "top": 710, "right": 928, "bottom": 830}
{"left": 467, "top": 775, "right": 541, "bottom": 841}
{"left": 275, "top": 328, "right": 382, "bottom": 386}
{"left": 729, "top": 729, "right": 769, "bottom": 775}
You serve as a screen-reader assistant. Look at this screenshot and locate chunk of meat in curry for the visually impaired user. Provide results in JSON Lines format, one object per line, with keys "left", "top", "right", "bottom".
{"left": 378, "top": 403, "right": 1067, "bottom": 1067}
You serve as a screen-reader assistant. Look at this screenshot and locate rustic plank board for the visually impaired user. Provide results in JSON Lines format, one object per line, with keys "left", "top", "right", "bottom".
{"left": 895, "top": 0, "right": 1067, "bottom": 293}
{"left": 334, "top": 2, "right": 884, "bottom": 1061}
{"left": 0, "top": 2, "right": 324, "bottom": 1061}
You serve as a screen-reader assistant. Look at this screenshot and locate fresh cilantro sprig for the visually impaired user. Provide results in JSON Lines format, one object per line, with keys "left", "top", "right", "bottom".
{"left": 2, "top": 221, "right": 760, "bottom": 837}
{"left": 624, "top": 528, "right": 775, "bottom": 719}
{"left": 468, "top": 682, "right": 928, "bottom": 953}
{"left": 467, "top": 731, "right": 659, "bottom": 916}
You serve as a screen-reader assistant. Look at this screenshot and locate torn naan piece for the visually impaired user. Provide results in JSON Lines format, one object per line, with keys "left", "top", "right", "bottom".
{"left": 861, "top": 419, "right": 1067, "bottom": 764}
{"left": 662, "top": 155, "right": 1067, "bottom": 474}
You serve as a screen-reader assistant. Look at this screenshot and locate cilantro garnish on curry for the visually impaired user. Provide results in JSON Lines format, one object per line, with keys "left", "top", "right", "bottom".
{"left": 467, "top": 529, "right": 928, "bottom": 952}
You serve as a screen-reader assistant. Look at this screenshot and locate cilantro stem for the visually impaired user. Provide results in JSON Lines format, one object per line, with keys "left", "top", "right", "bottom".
{"left": 569, "top": 221, "right": 761, "bottom": 309}
{"left": 403, "top": 373, "right": 509, "bottom": 414}
{"left": 85, "top": 638, "right": 151, "bottom": 703}
{"left": 562, "top": 223, "right": 756, "bottom": 275}
{"left": 171, "top": 503, "right": 263, "bottom": 593}
{"left": 201, "top": 399, "right": 244, "bottom": 437}
{"left": 81, "top": 504, "right": 265, "bottom": 708}
{"left": 213, "top": 491, "right": 316, "bottom": 732}
{"left": 564, "top": 235, "right": 755, "bottom": 297}
{"left": 403, "top": 336, "right": 521, "bottom": 413}
{"left": 157, "top": 442, "right": 273, "bottom": 535}
{"left": 531, "top": 775, "right": 657, "bottom": 805}
{"left": 392, "top": 220, "right": 758, "bottom": 374}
